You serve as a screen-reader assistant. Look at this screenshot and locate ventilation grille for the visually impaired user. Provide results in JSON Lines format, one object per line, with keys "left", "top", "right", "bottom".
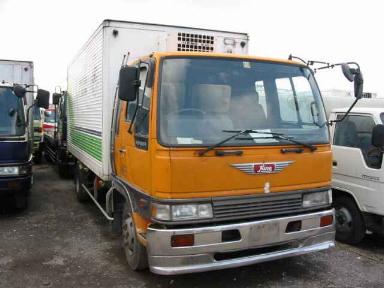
{"left": 212, "top": 192, "right": 305, "bottom": 221}
{"left": 177, "top": 32, "right": 215, "bottom": 52}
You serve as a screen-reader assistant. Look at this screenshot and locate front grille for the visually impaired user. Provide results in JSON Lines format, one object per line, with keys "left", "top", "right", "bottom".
{"left": 177, "top": 32, "right": 215, "bottom": 52}
{"left": 212, "top": 192, "right": 304, "bottom": 221}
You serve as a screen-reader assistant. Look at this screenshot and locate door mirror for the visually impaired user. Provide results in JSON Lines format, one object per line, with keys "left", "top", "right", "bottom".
{"left": 341, "top": 63, "right": 364, "bottom": 99}
{"left": 118, "top": 66, "right": 140, "bottom": 102}
{"left": 13, "top": 85, "right": 26, "bottom": 98}
{"left": 36, "top": 89, "right": 50, "bottom": 109}
{"left": 372, "top": 124, "right": 384, "bottom": 148}
{"left": 52, "top": 93, "right": 61, "bottom": 105}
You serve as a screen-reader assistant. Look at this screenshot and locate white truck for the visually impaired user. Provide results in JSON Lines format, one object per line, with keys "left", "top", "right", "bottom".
{"left": 325, "top": 96, "right": 384, "bottom": 243}
{"left": 0, "top": 59, "right": 49, "bottom": 208}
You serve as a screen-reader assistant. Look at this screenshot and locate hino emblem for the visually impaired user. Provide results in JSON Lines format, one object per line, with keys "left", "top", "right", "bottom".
{"left": 231, "top": 161, "right": 294, "bottom": 175}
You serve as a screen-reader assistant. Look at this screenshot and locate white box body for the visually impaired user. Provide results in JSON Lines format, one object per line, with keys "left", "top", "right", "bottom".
{"left": 67, "top": 20, "right": 249, "bottom": 180}
{"left": 0, "top": 59, "right": 34, "bottom": 106}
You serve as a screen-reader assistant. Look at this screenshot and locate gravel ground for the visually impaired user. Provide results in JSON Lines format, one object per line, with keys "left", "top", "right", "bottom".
{"left": 1, "top": 163, "right": 384, "bottom": 288}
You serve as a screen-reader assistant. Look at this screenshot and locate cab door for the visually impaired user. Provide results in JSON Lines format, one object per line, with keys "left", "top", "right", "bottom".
{"left": 331, "top": 113, "right": 384, "bottom": 214}
{"left": 114, "top": 63, "right": 152, "bottom": 193}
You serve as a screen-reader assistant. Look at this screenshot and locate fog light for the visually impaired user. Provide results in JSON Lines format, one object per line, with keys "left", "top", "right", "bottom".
{"left": 320, "top": 215, "right": 333, "bottom": 227}
{"left": 171, "top": 234, "right": 194, "bottom": 247}
{"left": 286, "top": 220, "right": 302, "bottom": 233}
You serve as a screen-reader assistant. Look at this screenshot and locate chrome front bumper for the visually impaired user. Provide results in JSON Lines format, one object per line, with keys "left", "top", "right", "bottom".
{"left": 146, "top": 209, "right": 335, "bottom": 275}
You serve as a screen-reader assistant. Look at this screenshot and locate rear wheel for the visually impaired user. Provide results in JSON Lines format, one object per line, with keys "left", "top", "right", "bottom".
{"left": 122, "top": 201, "right": 148, "bottom": 271}
{"left": 33, "top": 151, "right": 42, "bottom": 164}
{"left": 74, "top": 163, "right": 89, "bottom": 202}
{"left": 334, "top": 196, "right": 366, "bottom": 244}
{"left": 58, "top": 163, "right": 70, "bottom": 178}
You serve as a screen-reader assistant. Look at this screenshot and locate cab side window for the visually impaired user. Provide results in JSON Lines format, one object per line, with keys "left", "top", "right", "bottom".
{"left": 334, "top": 114, "right": 381, "bottom": 168}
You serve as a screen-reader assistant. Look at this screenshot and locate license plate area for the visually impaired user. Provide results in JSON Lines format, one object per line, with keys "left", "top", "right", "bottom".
{"left": 249, "top": 222, "right": 280, "bottom": 245}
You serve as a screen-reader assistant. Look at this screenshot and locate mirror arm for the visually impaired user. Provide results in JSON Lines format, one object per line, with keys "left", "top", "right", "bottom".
{"left": 128, "top": 61, "right": 142, "bottom": 134}
{"left": 328, "top": 98, "right": 359, "bottom": 126}
{"left": 24, "top": 102, "right": 36, "bottom": 127}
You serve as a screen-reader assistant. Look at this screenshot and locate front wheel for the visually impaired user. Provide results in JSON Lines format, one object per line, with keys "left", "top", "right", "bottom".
{"left": 122, "top": 202, "right": 148, "bottom": 271}
{"left": 14, "top": 190, "right": 28, "bottom": 211}
{"left": 334, "top": 196, "right": 366, "bottom": 244}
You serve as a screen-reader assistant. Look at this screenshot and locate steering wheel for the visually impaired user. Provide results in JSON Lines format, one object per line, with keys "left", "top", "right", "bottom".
{"left": 173, "top": 108, "right": 206, "bottom": 116}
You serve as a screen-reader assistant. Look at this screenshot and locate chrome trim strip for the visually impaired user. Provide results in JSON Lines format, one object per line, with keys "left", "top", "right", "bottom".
{"left": 150, "top": 240, "right": 334, "bottom": 275}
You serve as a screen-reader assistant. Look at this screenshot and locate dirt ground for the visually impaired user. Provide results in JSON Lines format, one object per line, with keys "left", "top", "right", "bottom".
{"left": 1, "top": 163, "right": 384, "bottom": 288}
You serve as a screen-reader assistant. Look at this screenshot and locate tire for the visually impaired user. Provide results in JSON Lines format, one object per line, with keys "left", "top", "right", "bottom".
{"left": 122, "top": 201, "right": 148, "bottom": 271}
{"left": 14, "top": 190, "right": 28, "bottom": 211}
{"left": 44, "top": 153, "right": 53, "bottom": 163}
{"left": 74, "top": 164, "right": 89, "bottom": 202}
{"left": 334, "top": 196, "right": 366, "bottom": 244}
{"left": 33, "top": 152, "right": 42, "bottom": 164}
{"left": 58, "top": 163, "right": 69, "bottom": 178}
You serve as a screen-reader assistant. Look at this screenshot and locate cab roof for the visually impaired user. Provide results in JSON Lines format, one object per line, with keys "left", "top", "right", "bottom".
{"left": 149, "top": 52, "right": 305, "bottom": 67}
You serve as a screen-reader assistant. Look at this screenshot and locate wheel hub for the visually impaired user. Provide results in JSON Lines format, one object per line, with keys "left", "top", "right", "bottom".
{"left": 122, "top": 216, "right": 135, "bottom": 255}
{"left": 336, "top": 207, "right": 353, "bottom": 232}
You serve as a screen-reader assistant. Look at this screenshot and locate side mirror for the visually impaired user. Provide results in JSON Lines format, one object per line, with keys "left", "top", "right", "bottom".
{"left": 118, "top": 66, "right": 140, "bottom": 102}
{"left": 372, "top": 124, "right": 384, "bottom": 148}
{"left": 36, "top": 89, "right": 50, "bottom": 109}
{"left": 341, "top": 63, "right": 364, "bottom": 99}
{"left": 13, "top": 85, "right": 26, "bottom": 98}
{"left": 52, "top": 93, "right": 62, "bottom": 105}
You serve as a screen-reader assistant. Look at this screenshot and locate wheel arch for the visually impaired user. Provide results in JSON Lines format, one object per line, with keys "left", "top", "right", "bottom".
{"left": 332, "top": 188, "right": 363, "bottom": 212}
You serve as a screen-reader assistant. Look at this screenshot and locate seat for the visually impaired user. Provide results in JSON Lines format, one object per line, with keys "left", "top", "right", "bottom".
{"left": 230, "top": 91, "right": 267, "bottom": 129}
{"left": 194, "top": 84, "right": 234, "bottom": 136}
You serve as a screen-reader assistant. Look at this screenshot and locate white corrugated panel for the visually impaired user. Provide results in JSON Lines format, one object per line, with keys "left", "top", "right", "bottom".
{"left": 67, "top": 27, "right": 104, "bottom": 178}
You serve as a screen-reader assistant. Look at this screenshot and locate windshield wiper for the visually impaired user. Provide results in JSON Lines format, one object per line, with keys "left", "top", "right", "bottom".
{"left": 198, "top": 129, "right": 317, "bottom": 156}
{"left": 198, "top": 129, "right": 257, "bottom": 156}
{"left": 235, "top": 130, "right": 317, "bottom": 152}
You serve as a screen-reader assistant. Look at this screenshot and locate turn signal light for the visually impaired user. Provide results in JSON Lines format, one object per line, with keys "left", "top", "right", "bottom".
{"left": 320, "top": 215, "right": 334, "bottom": 227}
{"left": 171, "top": 234, "right": 194, "bottom": 247}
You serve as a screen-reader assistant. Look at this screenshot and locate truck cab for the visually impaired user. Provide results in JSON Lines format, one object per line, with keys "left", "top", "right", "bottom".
{"left": 0, "top": 60, "right": 49, "bottom": 210}
{"left": 112, "top": 52, "right": 335, "bottom": 274}
{"left": 44, "top": 91, "right": 75, "bottom": 177}
{"left": 0, "top": 85, "right": 32, "bottom": 208}
{"left": 329, "top": 107, "right": 384, "bottom": 243}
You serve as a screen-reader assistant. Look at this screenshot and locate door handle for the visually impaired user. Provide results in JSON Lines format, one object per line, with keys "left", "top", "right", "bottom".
{"left": 119, "top": 148, "right": 126, "bottom": 153}
{"left": 333, "top": 160, "right": 337, "bottom": 166}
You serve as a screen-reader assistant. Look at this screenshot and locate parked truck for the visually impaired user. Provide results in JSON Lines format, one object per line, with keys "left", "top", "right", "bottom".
{"left": 0, "top": 59, "right": 49, "bottom": 209}
{"left": 32, "top": 106, "right": 44, "bottom": 163}
{"left": 67, "top": 20, "right": 363, "bottom": 275}
{"left": 325, "top": 96, "right": 384, "bottom": 243}
{"left": 44, "top": 91, "right": 75, "bottom": 177}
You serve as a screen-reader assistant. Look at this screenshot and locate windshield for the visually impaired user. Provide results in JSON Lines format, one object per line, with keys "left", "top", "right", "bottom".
{"left": 44, "top": 110, "right": 56, "bottom": 123}
{"left": 0, "top": 87, "right": 25, "bottom": 137}
{"left": 158, "top": 57, "right": 329, "bottom": 146}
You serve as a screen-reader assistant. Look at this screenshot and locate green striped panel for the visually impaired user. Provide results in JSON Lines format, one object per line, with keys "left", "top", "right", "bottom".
{"left": 71, "top": 129, "right": 102, "bottom": 162}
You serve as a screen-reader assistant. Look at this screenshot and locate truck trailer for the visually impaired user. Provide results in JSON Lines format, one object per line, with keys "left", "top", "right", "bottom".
{"left": 66, "top": 20, "right": 364, "bottom": 275}
{"left": 0, "top": 59, "right": 49, "bottom": 209}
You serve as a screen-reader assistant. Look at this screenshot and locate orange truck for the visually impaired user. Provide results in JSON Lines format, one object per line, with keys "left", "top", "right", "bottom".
{"left": 67, "top": 20, "right": 362, "bottom": 275}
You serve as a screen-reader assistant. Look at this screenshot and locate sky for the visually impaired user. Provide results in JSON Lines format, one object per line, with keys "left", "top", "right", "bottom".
{"left": 0, "top": 0, "right": 382, "bottom": 97}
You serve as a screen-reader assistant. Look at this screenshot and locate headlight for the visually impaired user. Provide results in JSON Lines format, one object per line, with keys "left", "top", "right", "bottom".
{"left": 0, "top": 166, "right": 19, "bottom": 176}
{"left": 152, "top": 203, "right": 213, "bottom": 221}
{"left": 152, "top": 203, "right": 171, "bottom": 221}
{"left": 303, "top": 190, "right": 332, "bottom": 208}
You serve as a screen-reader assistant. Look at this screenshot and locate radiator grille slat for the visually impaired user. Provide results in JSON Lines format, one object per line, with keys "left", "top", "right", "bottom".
{"left": 212, "top": 192, "right": 306, "bottom": 221}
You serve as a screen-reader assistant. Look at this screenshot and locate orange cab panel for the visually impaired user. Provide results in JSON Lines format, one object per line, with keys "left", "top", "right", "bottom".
{"left": 161, "top": 145, "right": 331, "bottom": 199}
